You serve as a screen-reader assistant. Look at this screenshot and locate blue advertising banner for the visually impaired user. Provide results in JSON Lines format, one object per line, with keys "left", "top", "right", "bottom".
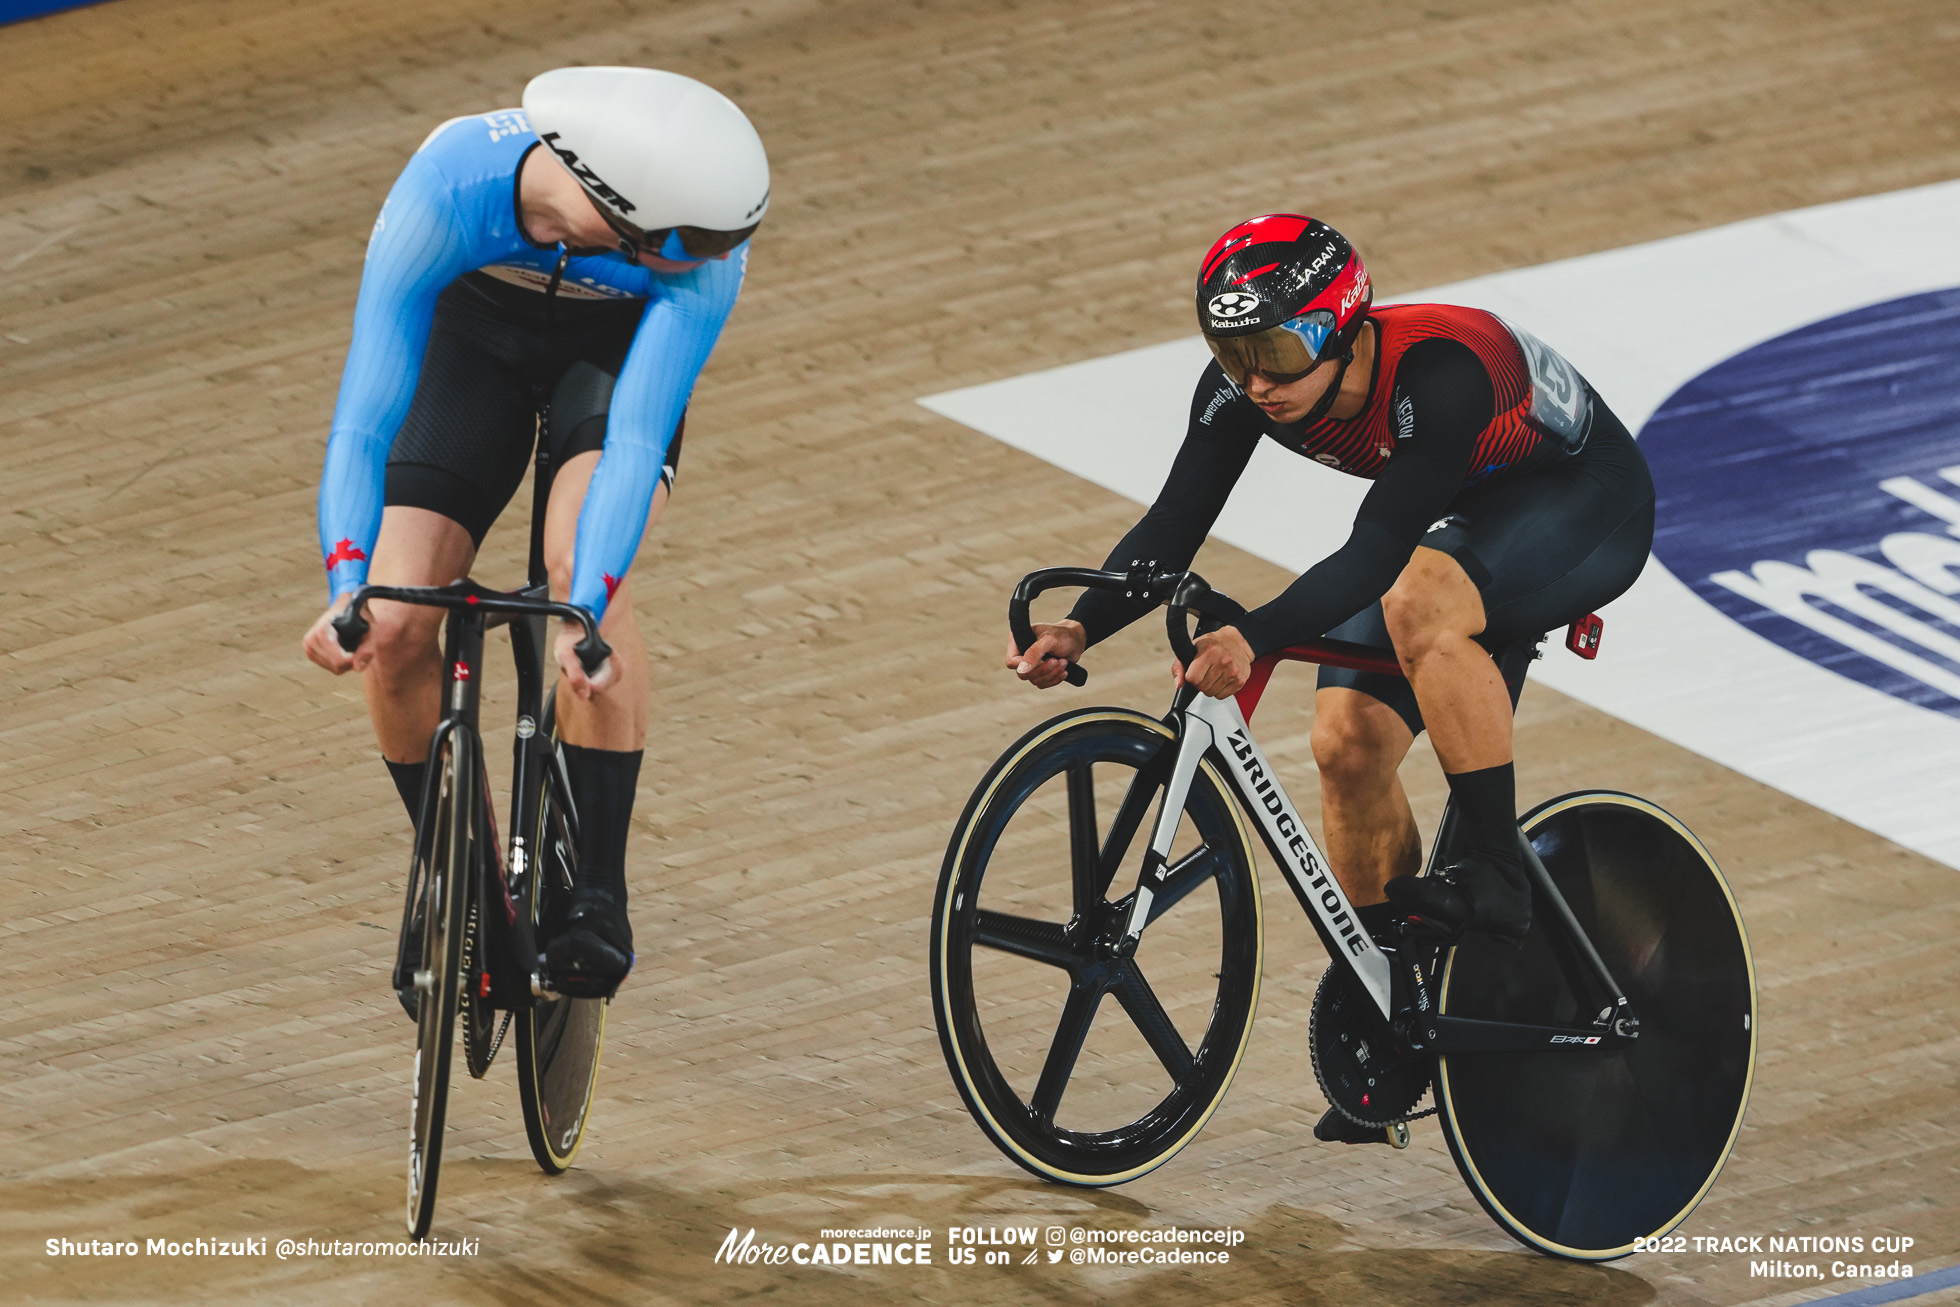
{"left": 1, "top": 0, "right": 115, "bottom": 26}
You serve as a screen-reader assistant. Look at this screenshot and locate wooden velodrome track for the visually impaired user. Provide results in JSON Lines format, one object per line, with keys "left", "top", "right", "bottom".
{"left": 4, "top": 0, "right": 1958, "bottom": 1302}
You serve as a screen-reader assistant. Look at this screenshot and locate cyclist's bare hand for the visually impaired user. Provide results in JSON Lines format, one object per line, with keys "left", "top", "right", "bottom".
{"left": 303, "top": 597, "right": 365, "bottom": 674}
{"left": 1006, "top": 619, "right": 1086, "bottom": 689}
{"left": 1176, "top": 625, "right": 1254, "bottom": 698}
{"left": 555, "top": 624, "right": 618, "bottom": 701}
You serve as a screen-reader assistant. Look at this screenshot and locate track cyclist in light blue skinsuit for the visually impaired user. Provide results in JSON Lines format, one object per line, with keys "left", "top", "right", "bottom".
{"left": 302, "top": 66, "right": 769, "bottom": 1001}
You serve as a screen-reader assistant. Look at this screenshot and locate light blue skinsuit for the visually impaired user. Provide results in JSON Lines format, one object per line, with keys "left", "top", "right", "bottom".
{"left": 317, "top": 108, "right": 746, "bottom": 621}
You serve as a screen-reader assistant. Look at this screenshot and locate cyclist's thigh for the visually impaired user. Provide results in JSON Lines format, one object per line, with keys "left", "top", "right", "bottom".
{"left": 1317, "top": 603, "right": 1426, "bottom": 737}
{"left": 365, "top": 508, "right": 478, "bottom": 645}
{"left": 1423, "top": 397, "right": 1655, "bottom": 648}
{"left": 536, "top": 448, "right": 663, "bottom": 614}
{"left": 541, "top": 323, "right": 686, "bottom": 496}
{"left": 537, "top": 325, "right": 685, "bottom": 598}
{"left": 384, "top": 287, "right": 542, "bottom": 549}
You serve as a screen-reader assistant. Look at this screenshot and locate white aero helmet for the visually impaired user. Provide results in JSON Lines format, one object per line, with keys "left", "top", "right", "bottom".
{"left": 523, "top": 66, "right": 769, "bottom": 260}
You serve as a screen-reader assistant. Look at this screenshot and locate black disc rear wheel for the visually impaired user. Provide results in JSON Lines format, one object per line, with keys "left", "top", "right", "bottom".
{"left": 931, "top": 708, "right": 1262, "bottom": 1186}
{"left": 1435, "top": 792, "right": 1756, "bottom": 1260}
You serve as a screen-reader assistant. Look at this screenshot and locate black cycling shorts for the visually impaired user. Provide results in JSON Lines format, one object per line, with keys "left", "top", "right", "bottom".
{"left": 384, "top": 272, "right": 685, "bottom": 547}
{"left": 1319, "top": 393, "right": 1655, "bottom": 736}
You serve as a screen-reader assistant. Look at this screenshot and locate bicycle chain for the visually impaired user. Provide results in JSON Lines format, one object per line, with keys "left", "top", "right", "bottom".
{"left": 459, "top": 898, "right": 516, "bottom": 1072}
{"left": 459, "top": 901, "right": 480, "bottom": 1049}
{"left": 485, "top": 1010, "right": 512, "bottom": 1063}
{"left": 1348, "top": 1098, "right": 1439, "bottom": 1127}
{"left": 460, "top": 902, "right": 492, "bottom": 1071}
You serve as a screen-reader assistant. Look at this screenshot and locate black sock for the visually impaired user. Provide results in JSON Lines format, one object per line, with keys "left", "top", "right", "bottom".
{"left": 1445, "top": 763, "right": 1521, "bottom": 866}
{"left": 384, "top": 758, "right": 427, "bottom": 828}
{"left": 1356, "top": 901, "right": 1403, "bottom": 941}
{"left": 560, "top": 743, "right": 643, "bottom": 908}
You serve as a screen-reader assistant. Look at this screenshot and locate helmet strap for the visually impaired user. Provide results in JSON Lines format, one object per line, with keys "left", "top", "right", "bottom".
{"left": 543, "top": 245, "right": 572, "bottom": 327}
{"left": 1301, "top": 349, "right": 1354, "bottom": 424}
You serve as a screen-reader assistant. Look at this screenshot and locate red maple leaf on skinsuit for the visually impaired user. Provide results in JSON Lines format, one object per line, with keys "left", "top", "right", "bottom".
{"left": 603, "top": 573, "right": 622, "bottom": 601}
{"left": 325, "top": 538, "right": 368, "bottom": 569}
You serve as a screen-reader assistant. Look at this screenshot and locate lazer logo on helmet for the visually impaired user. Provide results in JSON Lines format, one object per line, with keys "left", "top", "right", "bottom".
{"left": 1208, "top": 291, "right": 1260, "bottom": 320}
{"left": 540, "top": 132, "right": 638, "bottom": 215}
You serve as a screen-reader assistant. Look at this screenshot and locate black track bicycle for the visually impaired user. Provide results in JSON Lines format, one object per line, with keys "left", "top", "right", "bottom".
{"left": 930, "top": 566, "right": 1757, "bottom": 1260}
{"left": 332, "top": 449, "right": 614, "bottom": 1239}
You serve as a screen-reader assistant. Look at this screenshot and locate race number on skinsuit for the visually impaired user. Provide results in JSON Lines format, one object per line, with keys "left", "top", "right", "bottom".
{"left": 1498, "top": 316, "right": 1593, "bottom": 450}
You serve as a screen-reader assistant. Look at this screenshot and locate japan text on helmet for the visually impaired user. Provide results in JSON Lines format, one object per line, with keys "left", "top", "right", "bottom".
{"left": 1195, "top": 215, "right": 1371, "bottom": 386}
{"left": 522, "top": 66, "right": 770, "bottom": 260}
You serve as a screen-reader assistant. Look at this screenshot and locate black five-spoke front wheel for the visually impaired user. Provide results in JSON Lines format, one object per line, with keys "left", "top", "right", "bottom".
{"left": 931, "top": 708, "right": 1262, "bottom": 1185}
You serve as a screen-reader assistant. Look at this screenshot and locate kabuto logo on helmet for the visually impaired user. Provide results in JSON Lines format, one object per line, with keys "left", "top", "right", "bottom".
{"left": 1196, "top": 214, "right": 1373, "bottom": 395}
{"left": 1208, "top": 291, "right": 1261, "bottom": 320}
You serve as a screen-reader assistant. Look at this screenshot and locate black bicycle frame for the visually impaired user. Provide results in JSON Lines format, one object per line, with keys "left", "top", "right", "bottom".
{"left": 1010, "top": 565, "right": 1642, "bottom": 1060}
{"left": 336, "top": 436, "right": 609, "bottom": 1004}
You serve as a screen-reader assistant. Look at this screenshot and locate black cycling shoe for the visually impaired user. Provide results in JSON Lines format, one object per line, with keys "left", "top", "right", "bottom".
{"left": 1384, "top": 854, "right": 1532, "bottom": 945}
{"left": 545, "top": 888, "right": 636, "bottom": 999}
{"left": 1314, "top": 1107, "right": 1410, "bottom": 1148}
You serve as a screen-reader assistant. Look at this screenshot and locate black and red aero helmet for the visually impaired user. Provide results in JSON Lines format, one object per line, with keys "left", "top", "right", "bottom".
{"left": 1196, "top": 214, "right": 1371, "bottom": 386}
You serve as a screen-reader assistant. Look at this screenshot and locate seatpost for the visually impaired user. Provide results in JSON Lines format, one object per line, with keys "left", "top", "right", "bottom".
{"left": 529, "top": 404, "right": 555, "bottom": 591}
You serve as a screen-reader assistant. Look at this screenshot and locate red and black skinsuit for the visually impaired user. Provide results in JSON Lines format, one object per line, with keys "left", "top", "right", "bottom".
{"left": 1068, "top": 302, "right": 1655, "bottom": 728}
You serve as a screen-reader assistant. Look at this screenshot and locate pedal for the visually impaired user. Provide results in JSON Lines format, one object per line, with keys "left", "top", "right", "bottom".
{"left": 1386, "top": 1121, "right": 1411, "bottom": 1149}
{"left": 548, "top": 971, "right": 628, "bottom": 1001}
{"left": 538, "top": 948, "right": 630, "bottom": 1001}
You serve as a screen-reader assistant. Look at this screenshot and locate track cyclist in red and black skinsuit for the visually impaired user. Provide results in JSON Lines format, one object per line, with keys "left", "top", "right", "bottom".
{"left": 1009, "top": 215, "right": 1655, "bottom": 1141}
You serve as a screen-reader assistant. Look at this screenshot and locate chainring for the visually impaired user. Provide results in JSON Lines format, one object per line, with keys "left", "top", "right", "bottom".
{"left": 1309, "top": 964, "right": 1432, "bottom": 1128}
